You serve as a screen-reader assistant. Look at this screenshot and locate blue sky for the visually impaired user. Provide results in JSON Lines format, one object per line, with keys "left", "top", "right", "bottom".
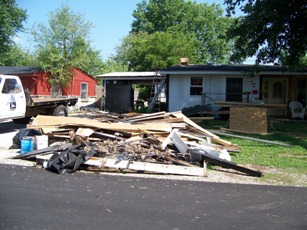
{"left": 16, "top": 0, "right": 235, "bottom": 61}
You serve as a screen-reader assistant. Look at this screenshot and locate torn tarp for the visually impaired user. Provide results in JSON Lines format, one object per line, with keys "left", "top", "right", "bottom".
{"left": 47, "top": 143, "right": 96, "bottom": 174}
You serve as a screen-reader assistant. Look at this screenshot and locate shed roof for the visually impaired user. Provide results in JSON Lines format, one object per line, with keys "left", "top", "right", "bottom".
{"left": 0, "top": 66, "right": 42, "bottom": 75}
{"left": 96, "top": 71, "right": 162, "bottom": 80}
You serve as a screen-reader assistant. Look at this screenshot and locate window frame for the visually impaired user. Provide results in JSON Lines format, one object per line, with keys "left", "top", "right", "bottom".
{"left": 80, "top": 82, "right": 88, "bottom": 101}
{"left": 226, "top": 77, "right": 243, "bottom": 102}
{"left": 190, "top": 77, "right": 203, "bottom": 96}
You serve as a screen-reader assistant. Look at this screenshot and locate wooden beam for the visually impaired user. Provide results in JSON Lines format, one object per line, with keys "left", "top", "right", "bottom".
{"left": 191, "top": 149, "right": 262, "bottom": 177}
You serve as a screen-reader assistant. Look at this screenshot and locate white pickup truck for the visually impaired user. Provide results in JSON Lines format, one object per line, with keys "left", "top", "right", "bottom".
{"left": 0, "top": 74, "right": 78, "bottom": 123}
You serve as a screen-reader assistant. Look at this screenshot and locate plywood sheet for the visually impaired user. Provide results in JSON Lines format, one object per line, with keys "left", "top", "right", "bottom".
{"left": 229, "top": 107, "right": 267, "bottom": 133}
{"left": 30, "top": 115, "right": 172, "bottom": 133}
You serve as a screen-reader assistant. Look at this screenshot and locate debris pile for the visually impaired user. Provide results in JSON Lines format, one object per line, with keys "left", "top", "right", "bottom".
{"left": 16, "top": 111, "right": 262, "bottom": 177}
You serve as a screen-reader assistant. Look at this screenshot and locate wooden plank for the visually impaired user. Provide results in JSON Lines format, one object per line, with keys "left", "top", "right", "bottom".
{"left": 49, "top": 134, "right": 101, "bottom": 141}
{"left": 170, "top": 111, "right": 233, "bottom": 146}
{"left": 30, "top": 115, "right": 172, "bottom": 133}
{"left": 191, "top": 149, "right": 262, "bottom": 177}
{"left": 146, "top": 117, "right": 184, "bottom": 123}
{"left": 190, "top": 117, "right": 214, "bottom": 121}
{"left": 93, "top": 131, "right": 125, "bottom": 141}
{"left": 171, "top": 112, "right": 218, "bottom": 138}
{"left": 124, "top": 112, "right": 167, "bottom": 122}
{"left": 36, "top": 155, "right": 207, "bottom": 177}
{"left": 215, "top": 101, "right": 287, "bottom": 109}
{"left": 101, "top": 158, "right": 206, "bottom": 176}
{"left": 76, "top": 128, "right": 95, "bottom": 137}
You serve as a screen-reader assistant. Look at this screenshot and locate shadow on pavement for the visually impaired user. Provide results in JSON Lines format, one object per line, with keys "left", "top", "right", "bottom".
{"left": 0, "top": 120, "right": 27, "bottom": 134}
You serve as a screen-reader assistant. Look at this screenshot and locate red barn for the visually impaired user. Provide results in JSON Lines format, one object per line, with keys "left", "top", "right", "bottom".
{"left": 63, "top": 68, "right": 97, "bottom": 99}
{"left": 0, "top": 66, "right": 98, "bottom": 107}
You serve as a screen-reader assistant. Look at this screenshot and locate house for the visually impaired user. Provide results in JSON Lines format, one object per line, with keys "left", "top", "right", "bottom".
{"left": 96, "top": 72, "right": 164, "bottom": 112}
{"left": 159, "top": 64, "right": 307, "bottom": 117}
{"left": 0, "top": 66, "right": 98, "bottom": 109}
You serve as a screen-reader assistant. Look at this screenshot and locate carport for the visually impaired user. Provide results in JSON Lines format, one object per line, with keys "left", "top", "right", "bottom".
{"left": 96, "top": 72, "right": 166, "bottom": 113}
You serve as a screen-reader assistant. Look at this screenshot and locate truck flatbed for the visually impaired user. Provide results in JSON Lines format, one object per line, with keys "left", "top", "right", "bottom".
{"left": 31, "top": 97, "right": 78, "bottom": 107}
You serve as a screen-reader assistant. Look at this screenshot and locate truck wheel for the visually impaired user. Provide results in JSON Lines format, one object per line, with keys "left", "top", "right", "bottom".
{"left": 13, "top": 116, "right": 32, "bottom": 124}
{"left": 53, "top": 105, "right": 68, "bottom": 116}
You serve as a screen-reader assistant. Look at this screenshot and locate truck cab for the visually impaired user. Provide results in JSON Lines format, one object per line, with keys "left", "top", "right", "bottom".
{"left": 0, "top": 75, "right": 26, "bottom": 121}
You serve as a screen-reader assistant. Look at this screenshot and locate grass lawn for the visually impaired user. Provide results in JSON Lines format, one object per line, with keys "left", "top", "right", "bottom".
{"left": 200, "top": 120, "right": 307, "bottom": 186}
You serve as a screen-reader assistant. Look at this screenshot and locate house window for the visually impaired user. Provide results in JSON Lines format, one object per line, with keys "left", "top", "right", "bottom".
{"left": 190, "top": 77, "right": 203, "bottom": 95}
{"left": 226, "top": 78, "right": 243, "bottom": 102}
{"left": 81, "top": 83, "right": 88, "bottom": 100}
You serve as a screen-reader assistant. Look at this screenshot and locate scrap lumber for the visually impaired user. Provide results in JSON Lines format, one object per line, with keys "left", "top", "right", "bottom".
{"left": 124, "top": 111, "right": 167, "bottom": 122}
{"left": 100, "top": 158, "right": 206, "bottom": 176}
{"left": 36, "top": 154, "right": 206, "bottom": 176}
{"left": 29, "top": 115, "right": 172, "bottom": 133}
{"left": 170, "top": 111, "right": 233, "bottom": 146}
{"left": 14, "top": 143, "right": 73, "bottom": 160}
{"left": 191, "top": 149, "right": 262, "bottom": 177}
{"left": 20, "top": 111, "right": 259, "bottom": 177}
{"left": 93, "top": 131, "right": 126, "bottom": 141}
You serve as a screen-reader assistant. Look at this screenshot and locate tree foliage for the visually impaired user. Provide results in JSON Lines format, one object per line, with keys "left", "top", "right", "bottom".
{"left": 102, "top": 58, "right": 129, "bottom": 73}
{"left": 32, "top": 5, "right": 104, "bottom": 90}
{"left": 115, "top": 0, "right": 234, "bottom": 70}
{"left": 0, "top": 0, "right": 27, "bottom": 65}
{"left": 0, "top": 45, "right": 35, "bottom": 66}
{"left": 115, "top": 31, "right": 197, "bottom": 71}
{"left": 225, "top": 0, "right": 307, "bottom": 67}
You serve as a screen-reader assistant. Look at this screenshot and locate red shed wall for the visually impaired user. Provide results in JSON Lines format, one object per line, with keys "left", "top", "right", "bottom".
{"left": 63, "top": 68, "right": 97, "bottom": 97}
{"left": 19, "top": 72, "right": 51, "bottom": 96}
{"left": 18, "top": 68, "right": 96, "bottom": 97}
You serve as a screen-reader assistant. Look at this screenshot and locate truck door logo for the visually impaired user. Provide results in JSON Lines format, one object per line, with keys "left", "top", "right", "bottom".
{"left": 10, "top": 95, "right": 16, "bottom": 111}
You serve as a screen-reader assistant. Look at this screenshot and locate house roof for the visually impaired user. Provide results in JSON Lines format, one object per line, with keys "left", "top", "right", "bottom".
{"left": 96, "top": 72, "right": 162, "bottom": 80}
{"left": 0, "top": 66, "right": 42, "bottom": 75}
{"left": 158, "top": 64, "right": 307, "bottom": 75}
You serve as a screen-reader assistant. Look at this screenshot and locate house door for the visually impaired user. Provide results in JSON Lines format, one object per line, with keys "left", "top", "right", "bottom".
{"left": 262, "top": 78, "right": 287, "bottom": 116}
{"left": 226, "top": 78, "right": 243, "bottom": 102}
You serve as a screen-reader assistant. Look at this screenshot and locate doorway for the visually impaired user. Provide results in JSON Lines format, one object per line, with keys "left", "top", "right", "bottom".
{"left": 262, "top": 78, "right": 287, "bottom": 116}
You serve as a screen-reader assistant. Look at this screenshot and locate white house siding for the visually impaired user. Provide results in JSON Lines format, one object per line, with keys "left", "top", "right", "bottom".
{"left": 203, "top": 75, "right": 225, "bottom": 105}
{"left": 168, "top": 74, "right": 260, "bottom": 112}
{"left": 169, "top": 75, "right": 192, "bottom": 111}
{"left": 243, "top": 74, "right": 260, "bottom": 102}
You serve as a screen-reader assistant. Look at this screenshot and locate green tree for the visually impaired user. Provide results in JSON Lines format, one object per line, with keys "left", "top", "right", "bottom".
{"left": 225, "top": 0, "right": 307, "bottom": 68}
{"left": 32, "top": 5, "right": 104, "bottom": 92}
{"left": 102, "top": 58, "right": 129, "bottom": 73}
{"left": 115, "top": 31, "right": 196, "bottom": 71}
{"left": 0, "top": 0, "right": 27, "bottom": 65}
{"left": 127, "top": 0, "right": 234, "bottom": 67}
{"left": 1, "top": 45, "right": 35, "bottom": 66}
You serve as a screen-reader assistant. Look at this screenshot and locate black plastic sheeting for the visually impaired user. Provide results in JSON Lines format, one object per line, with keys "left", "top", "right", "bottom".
{"left": 47, "top": 143, "right": 96, "bottom": 174}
